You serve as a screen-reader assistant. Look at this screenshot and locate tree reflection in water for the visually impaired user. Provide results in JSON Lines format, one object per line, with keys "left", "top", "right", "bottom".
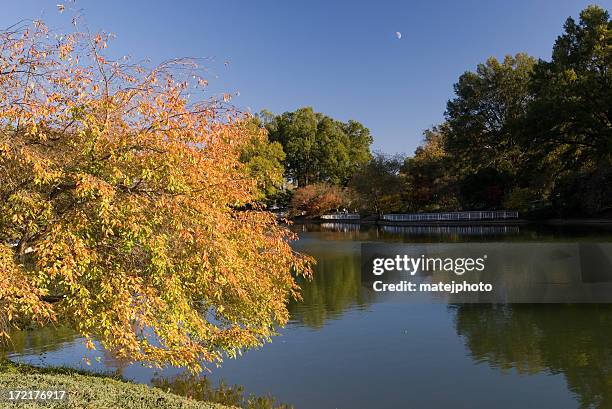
{"left": 1, "top": 326, "right": 76, "bottom": 358}
{"left": 452, "top": 304, "right": 612, "bottom": 409}
{"left": 152, "top": 372, "right": 293, "bottom": 409}
{"left": 288, "top": 240, "right": 374, "bottom": 328}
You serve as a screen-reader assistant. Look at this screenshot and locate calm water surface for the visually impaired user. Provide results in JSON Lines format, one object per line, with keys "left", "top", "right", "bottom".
{"left": 5, "top": 223, "right": 612, "bottom": 409}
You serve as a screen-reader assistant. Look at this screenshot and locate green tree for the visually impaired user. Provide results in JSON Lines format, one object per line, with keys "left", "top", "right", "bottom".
{"left": 265, "top": 107, "right": 372, "bottom": 186}
{"left": 342, "top": 120, "right": 374, "bottom": 175}
{"left": 445, "top": 53, "right": 536, "bottom": 176}
{"left": 349, "top": 153, "right": 404, "bottom": 213}
{"left": 238, "top": 118, "right": 286, "bottom": 206}
{"left": 401, "top": 126, "right": 459, "bottom": 212}
{"left": 398, "top": 5, "right": 610, "bottom": 216}
{"left": 524, "top": 5, "right": 612, "bottom": 216}
{"left": 444, "top": 53, "right": 536, "bottom": 209}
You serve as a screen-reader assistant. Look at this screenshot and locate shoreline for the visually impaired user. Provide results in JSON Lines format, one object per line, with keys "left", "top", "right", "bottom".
{"left": 288, "top": 217, "right": 612, "bottom": 227}
{"left": 0, "top": 361, "right": 232, "bottom": 409}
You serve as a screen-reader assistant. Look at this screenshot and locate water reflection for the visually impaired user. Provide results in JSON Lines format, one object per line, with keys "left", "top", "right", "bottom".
{"left": 288, "top": 240, "right": 374, "bottom": 328}
{"left": 380, "top": 224, "right": 520, "bottom": 236}
{"left": 4, "top": 328, "right": 292, "bottom": 408}
{"left": 453, "top": 304, "right": 612, "bottom": 409}
{"left": 152, "top": 372, "right": 293, "bottom": 409}
{"left": 3, "top": 225, "right": 612, "bottom": 408}
{"left": 293, "top": 222, "right": 612, "bottom": 243}
{"left": 1, "top": 326, "right": 76, "bottom": 358}
{"left": 320, "top": 222, "right": 361, "bottom": 232}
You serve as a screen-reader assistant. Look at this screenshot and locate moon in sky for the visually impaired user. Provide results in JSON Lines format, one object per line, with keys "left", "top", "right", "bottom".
{"left": 395, "top": 31, "right": 402, "bottom": 40}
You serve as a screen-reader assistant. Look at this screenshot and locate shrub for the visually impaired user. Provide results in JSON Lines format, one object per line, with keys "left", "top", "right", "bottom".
{"left": 289, "top": 183, "right": 355, "bottom": 217}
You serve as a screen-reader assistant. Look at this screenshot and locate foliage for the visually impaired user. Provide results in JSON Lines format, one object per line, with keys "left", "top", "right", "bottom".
{"left": 238, "top": 118, "right": 286, "bottom": 206}
{"left": 0, "top": 21, "right": 311, "bottom": 372}
{"left": 502, "top": 187, "right": 541, "bottom": 214}
{"left": 289, "top": 183, "right": 355, "bottom": 218}
{"left": 349, "top": 152, "right": 404, "bottom": 213}
{"left": 400, "top": 5, "right": 610, "bottom": 216}
{"left": 440, "top": 53, "right": 536, "bottom": 210}
{"left": 401, "top": 127, "right": 459, "bottom": 212}
{"left": 445, "top": 53, "right": 536, "bottom": 178}
{"left": 457, "top": 168, "right": 510, "bottom": 210}
{"left": 549, "top": 167, "right": 612, "bottom": 217}
{"left": 265, "top": 107, "right": 372, "bottom": 186}
{"left": 524, "top": 5, "right": 612, "bottom": 215}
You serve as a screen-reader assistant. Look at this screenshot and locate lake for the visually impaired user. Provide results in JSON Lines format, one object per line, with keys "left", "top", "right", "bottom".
{"left": 4, "top": 223, "right": 612, "bottom": 409}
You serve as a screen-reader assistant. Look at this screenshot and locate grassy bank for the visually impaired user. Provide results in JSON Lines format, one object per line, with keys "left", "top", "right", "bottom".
{"left": 0, "top": 361, "right": 233, "bottom": 409}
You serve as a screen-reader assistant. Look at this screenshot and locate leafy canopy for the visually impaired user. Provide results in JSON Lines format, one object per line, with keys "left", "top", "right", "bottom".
{"left": 445, "top": 53, "right": 536, "bottom": 177}
{"left": 530, "top": 5, "right": 611, "bottom": 157}
{"left": 265, "top": 107, "right": 372, "bottom": 187}
{"left": 349, "top": 153, "right": 404, "bottom": 213}
{"left": 399, "top": 5, "right": 610, "bottom": 216}
{"left": 401, "top": 127, "right": 459, "bottom": 212}
{"left": 238, "top": 118, "right": 286, "bottom": 205}
{"left": 0, "top": 21, "right": 311, "bottom": 372}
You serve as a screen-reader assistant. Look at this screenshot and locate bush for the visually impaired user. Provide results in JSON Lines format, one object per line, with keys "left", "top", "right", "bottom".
{"left": 289, "top": 183, "right": 355, "bottom": 218}
{"left": 550, "top": 168, "right": 612, "bottom": 217}
{"left": 503, "top": 187, "right": 540, "bottom": 214}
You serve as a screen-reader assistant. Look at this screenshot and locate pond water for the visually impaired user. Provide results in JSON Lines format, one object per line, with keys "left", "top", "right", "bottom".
{"left": 4, "top": 223, "right": 612, "bottom": 409}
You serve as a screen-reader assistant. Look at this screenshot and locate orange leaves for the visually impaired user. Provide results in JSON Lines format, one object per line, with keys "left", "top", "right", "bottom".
{"left": 93, "top": 33, "right": 108, "bottom": 49}
{"left": 0, "top": 244, "right": 55, "bottom": 340}
{"left": 290, "top": 183, "right": 355, "bottom": 218}
{"left": 0, "top": 20, "right": 312, "bottom": 373}
{"left": 197, "top": 78, "right": 208, "bottom": 88}
{"left": 58, "top": 35, "right": 75, "bottom": 60}
{"left": 75, "top": 173, "right": 116, "bottom": 200}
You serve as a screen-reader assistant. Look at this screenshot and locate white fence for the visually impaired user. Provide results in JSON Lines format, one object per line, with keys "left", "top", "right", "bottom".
{"left": 380, "top": 225, "right": 520, "bottom": 235}
{"left": 381, "top": 210, "right": 518, "bottom": 222}
{"left": 320, "top": 213, "right": 361, "bottom": 220}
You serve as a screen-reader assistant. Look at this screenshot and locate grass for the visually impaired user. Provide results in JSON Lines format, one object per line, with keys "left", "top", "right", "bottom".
{"left": 0, "top": 360, "right": 233, "bottom": 408}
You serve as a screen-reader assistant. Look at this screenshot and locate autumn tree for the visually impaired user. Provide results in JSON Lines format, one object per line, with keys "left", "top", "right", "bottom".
{"left": 289, "top": 183, "right": 355, "bottom": 218}
{"left": 0, "top": 21, "right": 311, "bottom": 372}
{"left": 401, "top": 127, "right": 459, "bottom": 212}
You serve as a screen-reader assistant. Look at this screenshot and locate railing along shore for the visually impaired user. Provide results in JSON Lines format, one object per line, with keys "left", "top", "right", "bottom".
{"left": 320, "top": 213, "right": 361, "bottom": 220}
{"left": 381, "top": 210, "right": 519, "bottom": 222}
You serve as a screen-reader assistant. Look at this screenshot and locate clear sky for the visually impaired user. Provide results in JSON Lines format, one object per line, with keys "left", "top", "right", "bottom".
{"left": 2, "top": 0, "right": 608, "bottom": 155}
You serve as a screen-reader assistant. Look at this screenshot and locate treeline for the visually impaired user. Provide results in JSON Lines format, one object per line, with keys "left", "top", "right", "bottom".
{"left": 243, "top": 5, "right": 611, "bottom": 218}
{"left": 238, "top": 107, "right": 372, "bottom": 212}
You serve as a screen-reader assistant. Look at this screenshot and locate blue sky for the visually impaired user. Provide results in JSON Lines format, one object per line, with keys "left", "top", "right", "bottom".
{"left": 2, "top": 0, "right": 608, "bottom": 154}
